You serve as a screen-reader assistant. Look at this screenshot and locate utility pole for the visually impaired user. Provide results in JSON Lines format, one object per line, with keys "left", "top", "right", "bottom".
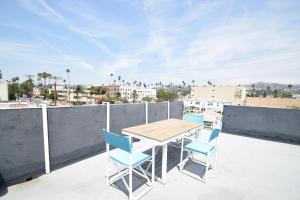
{"left": 52, "top": 76, "right": 62, "bottom": 106}
{"left": 25, "top": 74, "right": 34, "bottom": 102}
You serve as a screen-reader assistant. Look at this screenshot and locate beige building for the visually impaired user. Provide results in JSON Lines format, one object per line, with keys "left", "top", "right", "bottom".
{"left": 191, "top": 85, "right": 246, "bottom": 104}
{"left": 0, "top": 70, "right": 8, "bottom": 101}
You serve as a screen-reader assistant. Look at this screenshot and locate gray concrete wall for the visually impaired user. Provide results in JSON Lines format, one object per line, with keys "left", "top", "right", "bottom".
{"left": 0, "top": 102, "right": 184, "bottom": 186}
{"left": 148, "top": 102, "right": 168, "bottom": 123}
{"left": 222, "top": 105, "right": 300, "bottom": 143}
{"left": 170, "top": 101, "right": 184, "bottom": 119}
{"left": 47, "top": 105, "right": 107, "bottom": 170}
{"left": 0, "top": 108, "right": 44, "bottom": 186}
{"left": 110, "top": 104, "right": 146, "bottom": 134}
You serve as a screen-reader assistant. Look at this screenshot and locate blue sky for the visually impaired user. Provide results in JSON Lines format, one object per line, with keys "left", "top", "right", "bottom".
{"left": 0, "top": 0, "right": 300, "bottom": 85}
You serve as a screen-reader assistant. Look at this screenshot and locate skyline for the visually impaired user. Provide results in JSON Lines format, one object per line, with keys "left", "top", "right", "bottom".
{"left": 1, "top": 0, "right": 300, "bottom": 85}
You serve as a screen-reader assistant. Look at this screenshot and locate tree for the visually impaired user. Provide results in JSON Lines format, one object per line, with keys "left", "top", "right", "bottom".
{"left": 74, "top": 85, "right": 84, "bottom": 104}
{"left": 116, "top": 92, "right": 121, "bottom": 99}
{"left": 143, "top": 83, "right": 147, "bottom": 88}
{"left": 207, "top": 81, "right": 212, "bottom": 85}
{"left": 288, "top": 84, "right": 292, "bottom": 96}
{"left": 182, "top": 81, "right": 186, "bottom": 87}
{"left": 142, "top": 96, "right": 152, "bottom": 102}
{"left": 192, "top": 80, "right": 195, "bottom": 86}
{"left": 66, "top": 69, "right": 71, "bottom": 102}
{"left": 156, "top": 89, "right": 178, "bottom": 101}
{"left": 48, "top": 91, "right": 57, "bottom": 101}
{"left": 273, "top": 89, "right": 279, "bottom": 98}
{"left": 131, "top": 90, "right": 138, "bottom": 103}
{"left": 110, "top": 73, "right": 114, "bottom": 84}
{"left": 118, "top": 75, "right": 121, "bottom": 85}
{"left": 20, "top": 79, "right": 35, "bottom": 100}
{"left": 8, "top": 76, "right": 20, "bottom": 100}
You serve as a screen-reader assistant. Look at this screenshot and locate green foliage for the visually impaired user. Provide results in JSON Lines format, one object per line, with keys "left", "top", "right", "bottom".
{"left": 48, "top": 91, "right": 57, "bottom": 101}
{"left": 131, "top": 90, "right": 138, "bottom": 103}
{"left": 116, "top": 92, "right": 121, "bottom": 99}
{"left": 156, "top": 89, "right": 178, "bottom": 101}
{"left": 20, "top": 79, "right": 34, "bottom": 98}
{"left": 142, "top": 96, "right": 153, "bottom": 102}
{"left": 106, "top": 95, "right": 115, "bottom": 104}
{"left": 122, "top": 98, "right": 129, "bottom": 103}
{"left": 8, "top": 84, "right": 16, "bottom": 100}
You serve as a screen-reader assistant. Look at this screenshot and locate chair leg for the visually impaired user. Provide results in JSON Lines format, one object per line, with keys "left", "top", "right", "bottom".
{"left": 179, "top": 137, "right": 184, "bottom": 171}
{"left": 204, "top": 155, "right": 209, "bottom": 183}
{"left": 129, "top": 165, "right": 133, "bottom": 200}
{"left": 152, "top": 146, "right": 155, "bottom": 184}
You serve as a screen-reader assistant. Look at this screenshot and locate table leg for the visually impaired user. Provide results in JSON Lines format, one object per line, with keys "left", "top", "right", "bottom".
{"left": 161, "top": 143, "right": 168, "bottom": 184}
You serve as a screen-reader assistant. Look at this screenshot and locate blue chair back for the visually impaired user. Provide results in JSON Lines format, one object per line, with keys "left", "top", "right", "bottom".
{"left": 103, "top": 129, "right": 132, "bottom": 153}
{"left": 209, "top": 128, "right": 220, "bottom": 142}
{"left": 184, "top": 114, "right": 203, "bottom": 124}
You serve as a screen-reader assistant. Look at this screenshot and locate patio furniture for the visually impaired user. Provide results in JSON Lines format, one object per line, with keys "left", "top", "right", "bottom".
{"left": 179, "top": 128, "right": 220, "bottom": 183}
{"left": 103, "top": 129, "right": 155, "bottom": 200}
{"left": 122, "top": 119, "right": 200, "bottom": 184}
{"left": 183, "top": 114, "right": 203, "bottom": 139}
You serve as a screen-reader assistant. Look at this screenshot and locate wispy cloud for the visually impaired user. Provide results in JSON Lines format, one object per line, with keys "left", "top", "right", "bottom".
{"left": 1, "top": 0, "right": 299, "bottom": 84}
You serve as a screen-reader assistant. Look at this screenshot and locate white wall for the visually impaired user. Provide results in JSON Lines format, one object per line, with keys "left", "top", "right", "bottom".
{"left": 0, "top": 80, "right": 8, "bottom": 101}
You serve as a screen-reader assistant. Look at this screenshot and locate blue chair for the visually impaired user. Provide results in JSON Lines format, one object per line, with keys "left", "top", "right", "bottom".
{"left": 103, "top": 129, "right": 155, "bottom": 200}
{"left": 184, "top": 114, "right": 203, "bottom": 124}
{"left": 183, "top": 114, "right": 203, "bottom": 139}
{"left": 179, "top": 128, "right": 220, "bottom": 183}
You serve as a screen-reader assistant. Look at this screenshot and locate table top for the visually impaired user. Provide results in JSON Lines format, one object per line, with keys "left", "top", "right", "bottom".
{"left": 122, "top": 118, "right": 200, "bottom": 142}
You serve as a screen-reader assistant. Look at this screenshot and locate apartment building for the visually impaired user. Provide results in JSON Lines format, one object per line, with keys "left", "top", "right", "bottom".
{"left": 191, "top": 85, "right": 246, "bottom": 104}
{"left": 104, "top": 85, "right": 120, "bottom": 97}
{"left": 0, "top": 71, "right": 8, "bottom": 101}
{"left": 120, "top": 86, "right": 156, "bottom": 102}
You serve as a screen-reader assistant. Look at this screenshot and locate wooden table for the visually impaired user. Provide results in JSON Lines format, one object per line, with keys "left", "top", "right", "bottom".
{"left": 122, "top": 118, "right": 201, "bottom": 184}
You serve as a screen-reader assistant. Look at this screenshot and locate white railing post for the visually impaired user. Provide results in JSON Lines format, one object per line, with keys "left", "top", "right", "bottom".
{"left": 41, "top": 104, "right": 50, "bottom": 174}
{"left": 103, "top": 102, "right": 110, "bottom": 131}
{"left": 142, "top": 101, "right": 148, "bottom": 124}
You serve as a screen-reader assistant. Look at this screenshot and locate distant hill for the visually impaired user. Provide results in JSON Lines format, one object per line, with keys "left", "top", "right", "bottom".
{"left": 244, "top": 82, "right": 300, "bottom": 89}
{"left": 244, "top": 82, "right": 300, "bottom": 94}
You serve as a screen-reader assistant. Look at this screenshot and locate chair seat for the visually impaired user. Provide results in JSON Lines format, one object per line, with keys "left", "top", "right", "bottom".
{"left": 184, "top": 140, "right": 215, "bottom": 155}
{"left": 110, "top": 150, "right": 151, "bottom": 167}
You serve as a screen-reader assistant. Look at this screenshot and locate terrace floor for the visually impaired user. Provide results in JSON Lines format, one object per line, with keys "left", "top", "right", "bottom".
{"left": 3, "top": 133, "right": 300, "bottom": 200}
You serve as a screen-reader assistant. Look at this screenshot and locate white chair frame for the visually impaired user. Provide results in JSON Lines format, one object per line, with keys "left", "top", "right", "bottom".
{"left": 178, "top": 132, "right": 218, "bottom": 183}
{"left": 106, "top": 143, "right": 156, "bottom": 200}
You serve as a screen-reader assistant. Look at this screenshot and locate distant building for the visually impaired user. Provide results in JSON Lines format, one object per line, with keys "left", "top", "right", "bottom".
{"left": 0, "top": 70, "right": 8, "bottom": 101}
{"left": 120, "top": 86, "right": 156, "bottom": 102}
{"left": 191, "top": 85, "right": 246, "bottom": 105}
{"left": 184, "top": 99, "right": 225, "bottom": 113}
{"left": 104, "top": 85, "right": 120, "bottom": 98}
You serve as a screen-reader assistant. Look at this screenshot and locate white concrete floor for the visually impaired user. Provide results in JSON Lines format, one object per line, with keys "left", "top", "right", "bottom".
{"left": 3, "top": 133, "right": 300, "bottom": 200}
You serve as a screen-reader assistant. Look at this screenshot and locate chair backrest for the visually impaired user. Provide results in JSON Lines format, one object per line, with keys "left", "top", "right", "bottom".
{"left": 103, "top": 129, "right": 132, "bottom": 153}
{"left": 184, "top": 114, "right": 203, "bottom": 124}
{"left": 209, "top": 128, "right": 220, "bottom": 142}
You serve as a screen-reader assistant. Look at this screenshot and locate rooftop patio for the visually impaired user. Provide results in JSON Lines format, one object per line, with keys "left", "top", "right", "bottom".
{"left": 3, "top": 132, "right": 300, "bottom": 200}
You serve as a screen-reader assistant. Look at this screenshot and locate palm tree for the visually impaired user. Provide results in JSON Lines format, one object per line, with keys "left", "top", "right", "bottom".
{"left": 192, "top": 80, "right": 195, "bottom": 86}
{"left": 182, "top": 81, "right": 186, "bottom": 87}
{"left": 207, "top": 81, "right": 212, "bottom": 85}
{"left": 37, "top": 73, "right": 43, "bottom": 85}
{"left": 41, "top": 72, "right": 48, "bottom": 88}
{"left": 74, "top": 85, "right": 84, "bottom": 104}
{"left": 143, "top": 83, "right": 147, "bottom": 88}
{"left": 131, "top": 90, "right": 138, "bottom": 103}
{"left": 110, "top": 73, "right": 114, "bottom": 85}
{"left": 118, "top": 75, "right": 121, "bottom": 85}
{"left": 66, "top": 69, "right": 71, "bottom": 102}
{"left": 288, "top": 84, "right": 292, "bottom": 92}
{"left": 47, "top": 73, "right": 52, "bottom": 88}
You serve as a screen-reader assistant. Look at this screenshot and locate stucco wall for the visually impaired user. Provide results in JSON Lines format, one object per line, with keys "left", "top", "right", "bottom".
{"left": 0, "top": 102, "right": 183, "bottom": 186}
{"left": 222, "top": 105, "right": 300, "bottom": 143}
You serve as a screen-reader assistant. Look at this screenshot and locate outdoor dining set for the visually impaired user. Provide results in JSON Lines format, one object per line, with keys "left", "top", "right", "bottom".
{"left": 103, "top": 114, "right": 220, "bottom": 200}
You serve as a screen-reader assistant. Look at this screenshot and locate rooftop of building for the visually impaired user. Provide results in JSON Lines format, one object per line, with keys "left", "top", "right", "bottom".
{"left": 3, "top": 132, "right": 300, "bottom": 200}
